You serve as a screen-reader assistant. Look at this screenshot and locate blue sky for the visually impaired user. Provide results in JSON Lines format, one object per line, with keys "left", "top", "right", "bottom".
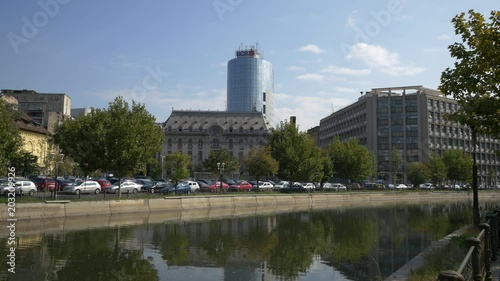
{"left": 1, "top": 1, "right": 498, "bottom": 130}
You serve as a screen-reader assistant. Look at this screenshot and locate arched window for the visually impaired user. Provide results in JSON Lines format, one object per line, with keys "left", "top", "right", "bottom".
{"left": 178, "top": 126, "right": 183, "bottom": 132}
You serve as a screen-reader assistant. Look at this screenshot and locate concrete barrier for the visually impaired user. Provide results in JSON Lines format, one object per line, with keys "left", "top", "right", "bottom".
{"left": 109, "top": 199, "right": 149, "bottom": 214}
{"left": 181, "top": 197, "right": 209, "bottom": 210}
{"left": 15, "top": 202, "right": 66, "bottom": 220}
{"left": 294, "top": 195, "right": 312, "bottom": 206}
{"left": 233, "top": 196, "right": 258, "bottom": 208}
{"left": 148, "top": 210, "right": 182, "bottom": 224}
{"left": 149, "top": 198, "right": 182, "bottom": 212}
{"left": 64, "top": 201, "right": 111, "bottom": 217}
{"left": 256, "top": 196, "right": 277, "bottom": 206}
{"left": 209, "top": 196, "right": 234, "bottom": 209}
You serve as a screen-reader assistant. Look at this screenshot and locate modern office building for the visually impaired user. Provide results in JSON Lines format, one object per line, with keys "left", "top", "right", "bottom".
{"left": 227, "top": 44, "right": 274, "bottom": 124}
{"left": 1, "top": 89, "right": 71, "bottom": 133}
{"left": 162, "top": 110, "right": 270, "bottom": 178}
{"left": 71, "top": 107, "right": 91, "bottom": 118}
{"left": 319, "top": 85, "right": 500, "bottom": 186}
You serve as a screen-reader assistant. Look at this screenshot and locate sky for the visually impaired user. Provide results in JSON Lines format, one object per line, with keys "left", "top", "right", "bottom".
{"left": 0, "top": 0, "right": 498, "bottom": 131}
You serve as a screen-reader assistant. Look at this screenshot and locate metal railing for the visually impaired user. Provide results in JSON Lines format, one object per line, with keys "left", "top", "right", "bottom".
{"left": 438, "top": 210, "right": 499, "bottom": 281}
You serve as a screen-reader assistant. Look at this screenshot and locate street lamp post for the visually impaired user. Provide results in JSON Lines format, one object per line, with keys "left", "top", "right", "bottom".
{"left": 217, "top": 162, "right": 225, "bottom": 194}
{"left": 50, "top": 152, "right": 64, "bottom": 200}
{"left": 161, "top": 155, "right": 165, "bottom": 180}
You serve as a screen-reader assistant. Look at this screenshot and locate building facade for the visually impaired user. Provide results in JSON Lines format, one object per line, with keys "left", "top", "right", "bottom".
{"left": 162, "top": 110, "right": 270, "bottom": 176}
{"left": 1, "top": 89, "right": 71, "bottom": 133}
{"left": 227, "top": 44, "right": 274, "bottom": 124}
{"left": 15, "top": 115, "right": 51, "bottom": 170}
{"left": 319, "top": 85, "right": 500, "bottom": 186}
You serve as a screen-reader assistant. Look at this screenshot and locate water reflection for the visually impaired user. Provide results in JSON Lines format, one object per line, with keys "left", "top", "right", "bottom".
{"left": 0, "top": 200, "right": 490, "bottom": 281}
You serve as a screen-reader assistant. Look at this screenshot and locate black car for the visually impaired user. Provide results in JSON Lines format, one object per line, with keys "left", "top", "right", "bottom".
{"left": 149, "top": 181, "right": 173, "bottom": 193}
{"left": 196, "top": 181, "right": 211, "bottom": 192}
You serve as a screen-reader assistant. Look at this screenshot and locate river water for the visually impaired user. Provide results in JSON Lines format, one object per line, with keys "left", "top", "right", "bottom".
{"left": 0, "top": 199, "right": 493, "bottom": 281}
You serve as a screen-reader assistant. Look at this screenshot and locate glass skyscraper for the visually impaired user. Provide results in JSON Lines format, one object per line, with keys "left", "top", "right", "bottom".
{"left": 227, "top": 44, "right": 274, "bottom": 124}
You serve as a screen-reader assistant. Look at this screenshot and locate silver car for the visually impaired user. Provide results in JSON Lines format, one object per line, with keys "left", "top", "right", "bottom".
{"left": 104, "top": 181, "right": 141, "bottom": 194}
{"left": 63, "top": 180, "right": 101, "bottom": 195}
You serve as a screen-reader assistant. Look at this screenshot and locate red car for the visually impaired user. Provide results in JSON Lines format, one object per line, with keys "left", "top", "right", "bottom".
{"left": 96, "top": 179, "right": 112, "bottom": 190}
{"left": 209, "top": 181, "right": 229, "bottom": 192}
{"left": 229, "top": 180, "right": 252, "bottom": 192}
{"left": 33, "top": 177, "right": 56, "bottom": 191}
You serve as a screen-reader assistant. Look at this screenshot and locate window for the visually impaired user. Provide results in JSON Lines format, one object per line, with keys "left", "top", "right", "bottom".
{"left": 263, "top": 92, "right": 266, "bottom": 101}
{"left": 198, "top": 139, "right": 203, "bottom": 149}
{"left": 263, "top": 104, "right": 266, "bottom": 114}
{"left": 177, "top": 139, "right": 182, "bottom": 150}
{"left": 188, "top": 139, "right": 193, "bottom": 149}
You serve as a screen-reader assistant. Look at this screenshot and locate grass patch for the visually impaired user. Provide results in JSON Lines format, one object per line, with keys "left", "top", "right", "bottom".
{"left": 408, "top": 227, "right": 480, "bottom": 281}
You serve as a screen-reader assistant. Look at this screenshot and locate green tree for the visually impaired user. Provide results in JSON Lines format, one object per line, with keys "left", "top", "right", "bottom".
{"left": 268, "top": 121, "right": 323, "bottom": 182}
{"left": 202, "top": 148, "right": 239, "bottom": 179}
{"left": 390, "top": 147, "right": 403, "bottom": 184}
{"left": 439, "top": 10, "right": 500, "bottom": 225}
{"left": 406, "top": 162, "right": 431, "bottom": 188}
{"left": 426, "top": 153, "right": 448, "bottom": 187}
{"left": 442, "top": 149, "right": 473, "bottom": 184}
{"left": 164, "top": 151, "right": 191, "bottom": 189}
{"left": 327, "top": 138, "right": 375, "bottom": 183}
{"left": 0, "top": 100, "right": 22, "bottom": 174}
{"left": 9, "top": 150, "right": 38, "bottom": 176}
{"left": 53, "top": 108, "right": 108, "bottom": 177}
{"left": 242, "top": 146, "right": 278, "bottom": 189}
{"left": 319, "top": 150, "right": 334, "bottom": 187}
{"left": 54, "top": 97, "right": 163, "bottom": 197}
{"left": 440, "top": 10, "right": 500, "bottom": 137}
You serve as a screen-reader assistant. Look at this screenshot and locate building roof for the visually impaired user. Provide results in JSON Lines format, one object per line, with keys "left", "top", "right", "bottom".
{"left": 163, "top": 110, "right": 270, "bottom": 132}
{"left": 13, "top": 113, "right": 50, "bottom": 135}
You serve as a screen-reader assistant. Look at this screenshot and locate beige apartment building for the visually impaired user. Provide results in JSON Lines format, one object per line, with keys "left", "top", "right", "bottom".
{"left": 319, "top": 85, "right": 500, "bottom": 186}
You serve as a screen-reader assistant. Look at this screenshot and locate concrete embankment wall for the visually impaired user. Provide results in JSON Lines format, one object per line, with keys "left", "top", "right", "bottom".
{"left": 2, "top": 191, "right": 496, "bottom": 221}
{"left": 1, "top": 191, "right": 499, "bottom": 238}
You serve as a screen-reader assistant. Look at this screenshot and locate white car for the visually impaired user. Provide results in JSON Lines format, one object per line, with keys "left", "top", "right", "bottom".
{"left": 395, "top": 184, "right": 408, "bottom": 189}
{"left": 179, "top": 181, "right": 200, "bottom": 192}
{"left": 254, "top": 181, "right": 274, "bottom": 191}
{"left": 104, "top": 181, "right": 142, "bottom": 194}
{"left": 303, "top": 183, "right": 315, "bottom": 191}
{"left": 324, "top": 183, "right": 347, "bottom": 191}
{"left": 15, "top": 181, "right": 37, "bottom": 196}
{"left": 420, "top": 183, "right": 434, "bottom": 189}
{"left": 63, "top": 180, "right": 102, "bottom": 195}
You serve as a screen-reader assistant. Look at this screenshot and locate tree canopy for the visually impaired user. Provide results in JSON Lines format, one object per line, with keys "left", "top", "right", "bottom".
{"left": 202, "top": 148, "right": 239, "bottom": 178}
{"left": 0, "top": 100, "right": 22, "bottom": 174}
{"left": 164, "top": 151, "right": 191, "bottom": 187}
{"left": 425, "top": 153, "right": 448, "bottom": 186}
{"left": 439, "top": 10, "right": 500, "bottom": 137}
{"left": 327, "top": 138, "right": 375, "bottom": 183}
{"left": 242, "top": 146, "right": 279, "bottom": 185}
{"left": 268, "top": 121, "right": 323, "bottom": 182}
{"left": 53, "top": 97, "right": 163, "bottom": 197}
{"left": 442, "top": 149, "right": 473, "bottom": 184}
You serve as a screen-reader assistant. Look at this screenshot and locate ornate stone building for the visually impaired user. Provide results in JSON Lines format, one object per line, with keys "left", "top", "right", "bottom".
{"left": 162, "top": 110, "right": 271, "bottom": 175}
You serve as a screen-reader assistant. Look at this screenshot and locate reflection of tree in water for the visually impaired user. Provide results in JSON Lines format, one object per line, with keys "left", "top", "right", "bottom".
{"left": 200, "top": 220, "right": 240, "bottom": 267}
{"left": 50, "top": 227, "right": 158, "bottom": 281}
{"left": 156, "top": 224, "right": 189, "bottom": 266}
{"left": 319, "top": 210, "right": 378, "bottom": 263}
{"left": 265, "top": 213, "right": 325, "bottom": 280}
{"left": 407, "top": 203, "right": 472, "bottom": 240}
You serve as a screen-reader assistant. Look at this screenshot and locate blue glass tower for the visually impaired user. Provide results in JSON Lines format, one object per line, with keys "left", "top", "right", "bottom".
{"left": 227, "top": 44, "right": 274, "bottom": 124}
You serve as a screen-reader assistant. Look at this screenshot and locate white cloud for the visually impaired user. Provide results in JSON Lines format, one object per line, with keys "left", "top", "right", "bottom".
{"left": 288, "top": 65, "right": 305, "bottom": 71}
{"left": 437, "top": 34, "right": 451, "bottom": 40}
{"left": 299, "top": 44, "right": 325, "bottom": 54}
{"left": 346, "top": 43, "right": 425, "bottom": 76}
{"left": 321, "top": 65, "right": 371, "bottom": 76}
{"left": 296, "top": 73, "right": 325, "bottom": 81}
